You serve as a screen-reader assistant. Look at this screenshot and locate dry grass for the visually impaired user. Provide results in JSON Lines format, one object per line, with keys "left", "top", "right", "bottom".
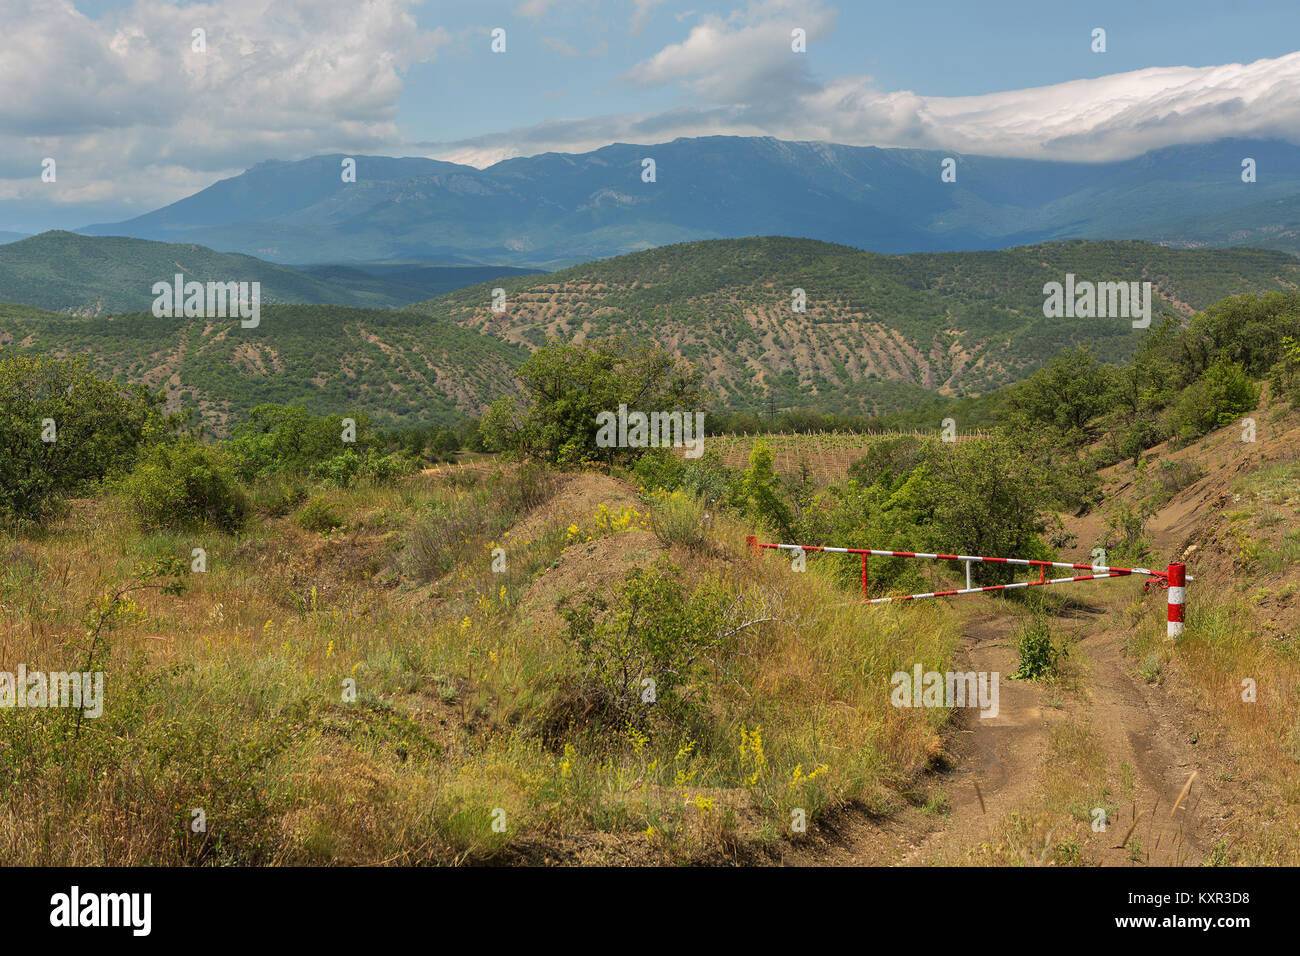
{"left": 1124, "top": 593, "right": 1300, "bottom": 865}
{"left": 0, "top": 466, "right": 959, "bottom": 865}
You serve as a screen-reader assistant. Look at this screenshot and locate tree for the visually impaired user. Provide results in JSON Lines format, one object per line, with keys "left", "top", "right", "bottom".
{"left": 480, "top": 337, "right": 704, "bottom": 466}
{"left": 226, "top": 404, "right": 375, "bottom": 480}
{"left": 736, "top": 441, "right": 795, "bottom": 539}
{"left": 997, "top": 346, "right": 1113, "bottom": 446}
{"left": 0, "top": 351, "right": 165, "bottom": 523}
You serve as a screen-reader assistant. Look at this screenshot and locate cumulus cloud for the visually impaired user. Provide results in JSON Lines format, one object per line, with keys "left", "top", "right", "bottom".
{"left": 629, "top": 0, "right": 667, "bottom": 36}
{"left": 623, "top": 0, "right": 834, "bottom": 102}
{"left": 5, "top": 0, "right": 1299, "bottom": 223}
{"left": 428, "top": 0, "right": 1300, "bottom": 167}
{"left": 0, "top": 0, "right": 447, "bottom": 209}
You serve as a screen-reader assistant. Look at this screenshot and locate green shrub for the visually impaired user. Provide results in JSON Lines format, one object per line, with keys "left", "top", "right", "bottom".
{"left": 479, "top": 337, "right": 704, "bottom": 465}
{"left": 1267, "top": 335, "right": 1300, "bottom": 406}
{"left": 847, "top": 435, "right": 928, "bottom": 486}
{"left": 680, "top": 450, "right": 731, "bottom": 504}
{"left": 1010, "top": 617, "right": 1058, "bottom": 681}
{"left": 313, "top": 448, "right": 413, "bottom": 487}
{"left": 402, "top": 497, "right": 493, "bottom": 582}
{"left": 552, "top": 557, "right": 730, "bottom": 732}
{"left": 735, "top": 441, "right": 795, "bottom": 539}
{"left": 119, "top": 438, "right": 248, "bottom": 533}
{"left": 1141, "top": 458, "right": 1205, "bottom": 510}
{"left": 1168, "top": 360, "right": 1258, "bottom": 445}
{"left": 295, "top": 495, "right": 344, "bottom": 534}
{"left": 400, "top": 466, "right": 559, "bottom": 583}
{"left": 0, "top": 351, "right": 166, "bottom": 523}
{"left": 495, "top": 462, "right": 560, "bottom": 514}
{"left": 648, "top": 489, "right": 710, "bottom": 551}
{"left": 631, "top": 447, "right": 684, "bottom": 493}
{"left": 227, "top": 404, "right": 378, "bottom": 481}
{"left": 249, "top": 476, "right": 310, "bottom": 517}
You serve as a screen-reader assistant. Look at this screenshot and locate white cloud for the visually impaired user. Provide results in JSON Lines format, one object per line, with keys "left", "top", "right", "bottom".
{"left": 541, "top": 35, "right": 580, "bottom": 56}
{"left": 5, "top": 0, "right": 1299, "bottom": 221}
{"left": 623, "top": 0, "right": 834, "bottom": 101}
{"left": 429, "top": 44, "right": 1300, "bottom": 167}
{"left": 0, "top": 0, "right": 447, "bottom": 208}
{"left": 629, "top": 0, "right": 666, "bottom": 35}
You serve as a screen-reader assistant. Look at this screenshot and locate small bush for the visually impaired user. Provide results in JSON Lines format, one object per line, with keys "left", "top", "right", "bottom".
{"left": 119, "top": 438, "right": 248, "bottom": 533}
{"left": 1138, "top": 652, "right": 1163, "bottom": 685}
{"left": 403, "top": 498, "right": 492, "bottom": 582}
{"left": 631, "top": 448, "right": 684, "bottom": 492}
{"left": 296, "top": 495, "right": 344, "bottom": 534}
{"left": 249, "top": 476, "right": 310, "bottom": 517}
{"left": 313, "top": 449, "right": 413, "bottom": 487}
{"left": 496, "top": 462, "right": 560, "bottom": 515}
{"left": 1010, "top": 616, "right": 1058, "bottom": 681}
{"left": 1142, "top": 458, "right": 1205, "bottom": 510}
{"left": 551, "top": 557, "right": 730, "bottom": 733}
{"left": 649, "top": 489, "right": 710, "bottom": 551}
{"left": 1168, "top": 360, "right": 1258, "bottom": 445}
{"left": 680, "top": 450, "right": 731, "bottom": 504}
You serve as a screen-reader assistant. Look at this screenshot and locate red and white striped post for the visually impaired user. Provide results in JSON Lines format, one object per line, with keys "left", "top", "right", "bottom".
{"left": 1166, "top": 562, "right": 1186, "bottom": 639}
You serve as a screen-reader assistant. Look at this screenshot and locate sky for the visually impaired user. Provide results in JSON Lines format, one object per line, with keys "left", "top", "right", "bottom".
{"left": 2, "top": 0, "right": 1298, "bottom": 232}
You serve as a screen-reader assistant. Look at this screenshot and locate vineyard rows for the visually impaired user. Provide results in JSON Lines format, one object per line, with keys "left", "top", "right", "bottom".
{"left": 672, "top": 429, "right": 988, "bottom": 482}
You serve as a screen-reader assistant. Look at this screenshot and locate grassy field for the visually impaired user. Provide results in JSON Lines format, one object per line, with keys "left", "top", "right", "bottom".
{"left": 0, "top": 465, "right": 960, "bottom": 865}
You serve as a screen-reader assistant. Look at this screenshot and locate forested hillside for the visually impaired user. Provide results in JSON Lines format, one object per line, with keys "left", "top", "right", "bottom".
{"left": 409, "top": 237, "right": 1300, "bottom": 413}
{"left": 0, "top": 302, "right": 527, "bottom": 431}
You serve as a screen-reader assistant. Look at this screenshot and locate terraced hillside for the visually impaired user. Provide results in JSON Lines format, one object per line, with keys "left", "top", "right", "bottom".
{"left": 408, "top": 237, "right": 1300, "bottom": 414}
{"left": 0, "top": 302, "right": 527, "bottom": 432}
{"left": 4, "top": 237, "right": 1299, "bottom": 433}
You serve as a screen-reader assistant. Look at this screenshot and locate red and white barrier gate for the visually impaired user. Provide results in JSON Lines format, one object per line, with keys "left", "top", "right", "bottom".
{"left": 746, "top": 536, "right": 1189, "bottom": 629}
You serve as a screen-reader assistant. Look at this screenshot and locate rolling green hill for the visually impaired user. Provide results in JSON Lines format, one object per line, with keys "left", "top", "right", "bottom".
{"left": 0, "top": 232, "right": 389, "bottom": 314}
{"left": 0, "top": 302, "right": 527, "bottom": 432}
{"left": 0, "top": 232, "right": 543, "bottom": 314}
{"left": 407, "top": 237, "right": 1300, "bottom": 414}
{"left": 5, "top": 237, "right": 1298, "bottom": 432}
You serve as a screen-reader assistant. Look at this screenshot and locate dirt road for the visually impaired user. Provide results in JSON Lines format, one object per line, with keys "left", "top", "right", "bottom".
{"left": 796, "top": 587, "right": 1230, "bottom": 866}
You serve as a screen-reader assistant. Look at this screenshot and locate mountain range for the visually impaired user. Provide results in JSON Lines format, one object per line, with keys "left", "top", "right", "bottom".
{"left": 77, "top": 137, "right": 1300, "bottom": 268}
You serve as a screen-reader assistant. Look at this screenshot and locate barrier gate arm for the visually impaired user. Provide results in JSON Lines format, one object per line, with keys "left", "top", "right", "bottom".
{"left": 746, "top": 536, "right": 1190, "bottom": 636}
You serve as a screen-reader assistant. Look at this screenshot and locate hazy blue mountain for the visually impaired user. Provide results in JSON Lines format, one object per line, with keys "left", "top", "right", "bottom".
{"left": 78, "top": 137, "right": 1300, "bottom": 266}
{"left": 0, "top": 232, "right": 28, "bottom": 244}
{"left": 1140, "top": 193, "right": 1300, "bottom": 256}
{"left": 0, "top": 232, "right": 540, "bottom": 314}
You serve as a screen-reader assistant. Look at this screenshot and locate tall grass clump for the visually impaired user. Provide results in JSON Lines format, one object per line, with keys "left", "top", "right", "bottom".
{"left": 648, "top": 489, "right": 710, "bottom": 551}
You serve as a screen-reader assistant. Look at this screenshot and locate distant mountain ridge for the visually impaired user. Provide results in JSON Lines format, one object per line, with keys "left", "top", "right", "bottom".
{"left": 0, "top": 232, "right": 540, "bottom": 314}
{"left": 78, "top": 136, "right": 1300, "bottom": 266}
